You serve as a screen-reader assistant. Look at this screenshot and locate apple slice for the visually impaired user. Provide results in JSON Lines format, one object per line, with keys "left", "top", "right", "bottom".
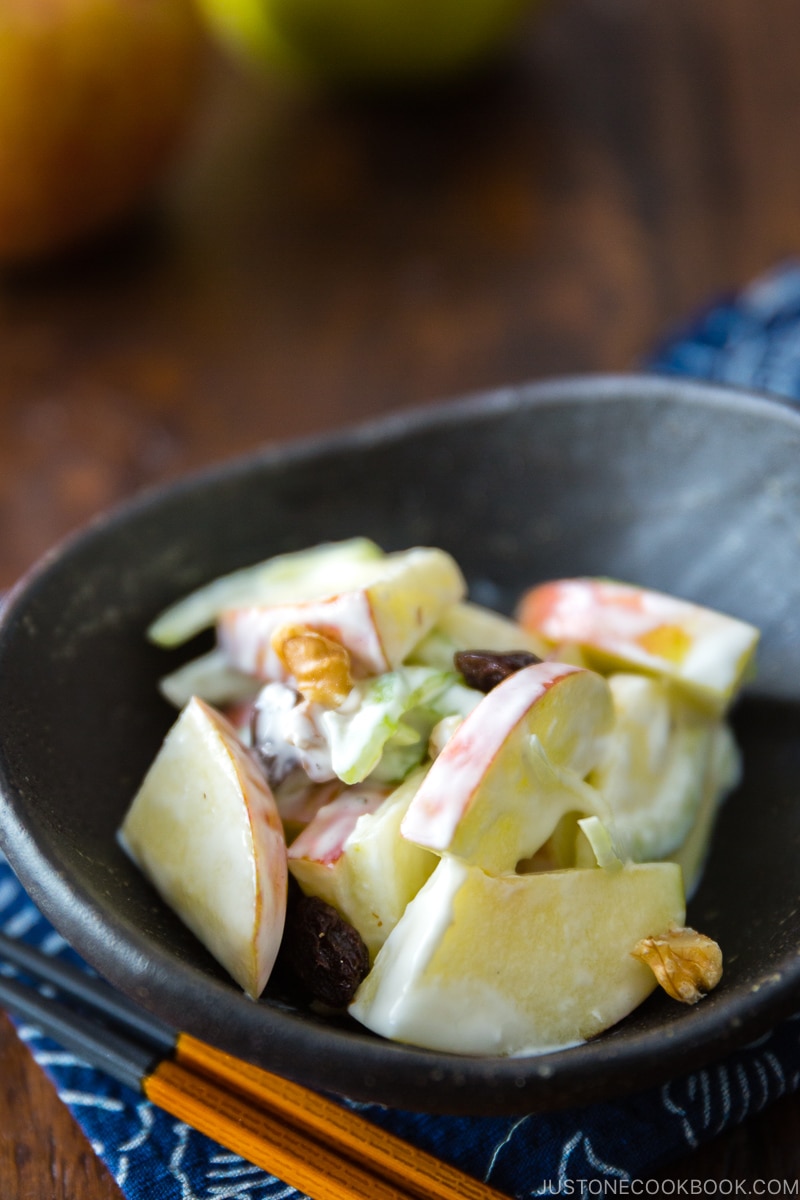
{"left": 400, "top": 661, "right": 614, "bottom": 874}
{"left": 518, "top": 578, "right": 759, "bottom": 713}
{"left": 588, "top": 673, "right": 738, "bottom": 863}
{"left": 410, "top": 600, "right": 549, "bottom": 669}
{"left": 288, "top": 768, "right": 438, "bottom": 959}
{"left": 349, "top": 856, "right": 686, "bottom": 1055}
{"left": 158, "top": 647, "right": 261, "bottom": 709}
{"left": 272, "top": 775, "right": 346, "bottom": 844}
{"left": 148, "top": 537, "right": 385, "bottom": 647}
{"left": 217, "top": 546, "right": 466, "bottom": 680}
{"left": 671, "top": 721, "right": 741, "bottom": 897}
{"left": 118, "top": 697, "right": 287, "bottom": 999}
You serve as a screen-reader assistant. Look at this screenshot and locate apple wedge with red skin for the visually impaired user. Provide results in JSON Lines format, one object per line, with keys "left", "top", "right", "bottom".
{"left": 273, "top": 776, "right": 348, "bottom": 844}
{"left": 518, "top": 578, "right": 759, "bottom": 714}
{"left": 400, "top": 661, "right": 614, "bottom": 875}
{"left": 217, "top": 546, "right": 465, "bottom": 681}
{"left": 118, "top": 697, "right": 287, "bottom": 1000}
{"left": 288, "top": 769, "right": 437, "bottom": 959}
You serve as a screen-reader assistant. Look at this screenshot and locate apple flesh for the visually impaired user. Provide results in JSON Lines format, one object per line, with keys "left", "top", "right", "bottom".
{"left": 400, "top": 662, "right": 614, "bottom": 874}
{"left": 288, "top": 768, "right": 437, "bottom": 958}
{"left": 148, "top": 538, "right": 384, "bottom": 649}
{"left": 217, "top": 546, "right": 466, "bottom": 680}
{"left": 273, "top": 775, "right": 346, "bottom": 843}
{"left": 409, "top": 599, "right": 549, "bottom": 670}
{"left": 158, "top": 647, "right": 261, "bottom": 710}
{"left": 518, "top": 578, "right": 759, "bottom": 713}
{"left": 350, "top": 856, "right": 686, "bottom": 1055}
{"left": 587, "top": 673, "right": 740, "bottom": 864}
{"left": 118, "top": 697, "right": 287, "bottom": 999}
{"left": 0, "top": 0, "right": 204, "bottom": 264}
{"left": 670, "top": 722, "right": 741, "bottom": 897}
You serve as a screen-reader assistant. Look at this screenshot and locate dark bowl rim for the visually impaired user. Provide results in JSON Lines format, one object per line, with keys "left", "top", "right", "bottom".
{"left": 2, "top": 370, "right": 800, "bottom": 1115}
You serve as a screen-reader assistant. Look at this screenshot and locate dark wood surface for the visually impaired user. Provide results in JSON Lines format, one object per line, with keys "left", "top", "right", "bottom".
{"left": 2, "top": 0, "right": 800, "bottom": 1193}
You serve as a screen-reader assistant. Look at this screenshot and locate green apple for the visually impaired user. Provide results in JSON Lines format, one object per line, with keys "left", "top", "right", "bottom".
{"left": 349, "top": 855, "right": 686, "bottom": 1055}
{"left": 400, "top": 661, "right": 614, "bottom": 874}
{"left": 0, "top": 0, "right": 204, "bottom": 264}
{"left": 518, "top": 578, "right": 759, "bottom": 714}
{"left": 118, "top": 697, "right": 287, "bottom": 999}
{"left": 197, "top": 0, "right": 540, "bottom": 87}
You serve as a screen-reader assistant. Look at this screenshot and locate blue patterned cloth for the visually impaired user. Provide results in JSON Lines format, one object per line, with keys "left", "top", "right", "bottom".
{"left": 4, "top": 261, "right": 800, "bottom": 1195}
{"left": 649, "top": 258, "right": 800, "bottom": 395}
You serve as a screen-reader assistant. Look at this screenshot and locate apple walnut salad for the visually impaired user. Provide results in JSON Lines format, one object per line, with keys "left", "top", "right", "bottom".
{"left": 118, "top": 539, "right": 758, "bottom": 1056}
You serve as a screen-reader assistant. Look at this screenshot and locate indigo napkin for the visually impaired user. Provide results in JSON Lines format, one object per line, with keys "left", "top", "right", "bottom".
{"left": 4, "top": 260, "right": 800, "bottom": 1197}
{"left": 5, "top": 852, "right": 799, "bottom": 1196}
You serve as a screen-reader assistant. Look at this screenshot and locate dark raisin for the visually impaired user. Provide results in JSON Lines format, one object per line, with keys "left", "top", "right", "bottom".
{"left": 454, "top": 648, "right": 542, "bottom": 692}
{"left": 282, "top": 892, "right": 369, "bottom": 1009}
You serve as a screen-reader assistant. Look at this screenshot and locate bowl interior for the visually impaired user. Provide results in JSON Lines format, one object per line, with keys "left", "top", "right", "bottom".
{"left": 1, "top": 373, "right": 799, "bottom": 1115}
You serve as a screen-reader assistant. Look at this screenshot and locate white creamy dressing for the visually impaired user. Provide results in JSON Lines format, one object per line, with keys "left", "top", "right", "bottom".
{"left": 252, "top": 682, "right": 335, "bottom": 783}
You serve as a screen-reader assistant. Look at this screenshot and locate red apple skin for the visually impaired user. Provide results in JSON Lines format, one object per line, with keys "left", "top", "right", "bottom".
{"left": 400, "top": 661, "right": 612, "bottom": 864}
{"left": 0, "top": 0, "right": 205, "bottom": 264}
{"left": 288, "top": 788, "right": 388, "bottom": 867}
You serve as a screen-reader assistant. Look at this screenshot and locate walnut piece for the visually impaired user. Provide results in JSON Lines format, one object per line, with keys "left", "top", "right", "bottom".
{"left": 632, "top": 926, "right": 723, "bottom": 1004}
{"left": 271, "top": 624, "right": 353, "bottom": 707}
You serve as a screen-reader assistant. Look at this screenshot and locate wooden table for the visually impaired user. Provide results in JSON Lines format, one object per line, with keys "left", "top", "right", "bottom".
{"left": 2, "top": 0, "right": 800, "bottom": 1193}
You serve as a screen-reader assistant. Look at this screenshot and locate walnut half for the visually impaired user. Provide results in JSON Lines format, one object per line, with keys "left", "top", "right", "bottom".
{"left": 632, "top": 926, "right": 723, "bottom": 1004}
{"left": 271, "top": 623, "right": 353, "bottom": 707}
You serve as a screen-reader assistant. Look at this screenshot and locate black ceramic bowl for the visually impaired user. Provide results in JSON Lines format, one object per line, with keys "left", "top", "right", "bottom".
{"left": 1, "top": 373, "right": 799, "bottom": 1116}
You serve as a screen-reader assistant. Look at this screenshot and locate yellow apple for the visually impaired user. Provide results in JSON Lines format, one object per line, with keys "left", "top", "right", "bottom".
{"left": 0, "top": 0, "right": 204, "bottom": 264}
{"left": 196, "top": 0, "right": 541, "bottom": 87}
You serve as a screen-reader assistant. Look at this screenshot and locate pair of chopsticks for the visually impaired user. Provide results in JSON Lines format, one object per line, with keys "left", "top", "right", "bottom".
{"left": 0, "top": 931, "right": 507, "bottom": 1200}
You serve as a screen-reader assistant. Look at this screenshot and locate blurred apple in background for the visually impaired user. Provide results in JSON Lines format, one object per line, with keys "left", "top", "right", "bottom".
{"left": 197, "top": 0, "right": 542, "bottom": 88}
{"left": 0, "top": 0, "right": 205, "bottom": 265}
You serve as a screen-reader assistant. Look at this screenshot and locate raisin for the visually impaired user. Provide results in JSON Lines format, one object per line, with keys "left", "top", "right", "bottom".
{"left": 282, "top": 892, "right": 369, "bottom": 1009}
{"left": 454, "top": 648, "right": 542, "bottom": 692}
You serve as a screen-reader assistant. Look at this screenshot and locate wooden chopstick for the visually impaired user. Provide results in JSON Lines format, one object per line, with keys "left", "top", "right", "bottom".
{"left": 173, "top": 1032, "right": 507, "bottom": 1200}
{"left": 144, "top": 1058, "right": 409, "bottom": 1200}
{"left": 0, "top": 932, "right": 509, "bottom": 1200}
